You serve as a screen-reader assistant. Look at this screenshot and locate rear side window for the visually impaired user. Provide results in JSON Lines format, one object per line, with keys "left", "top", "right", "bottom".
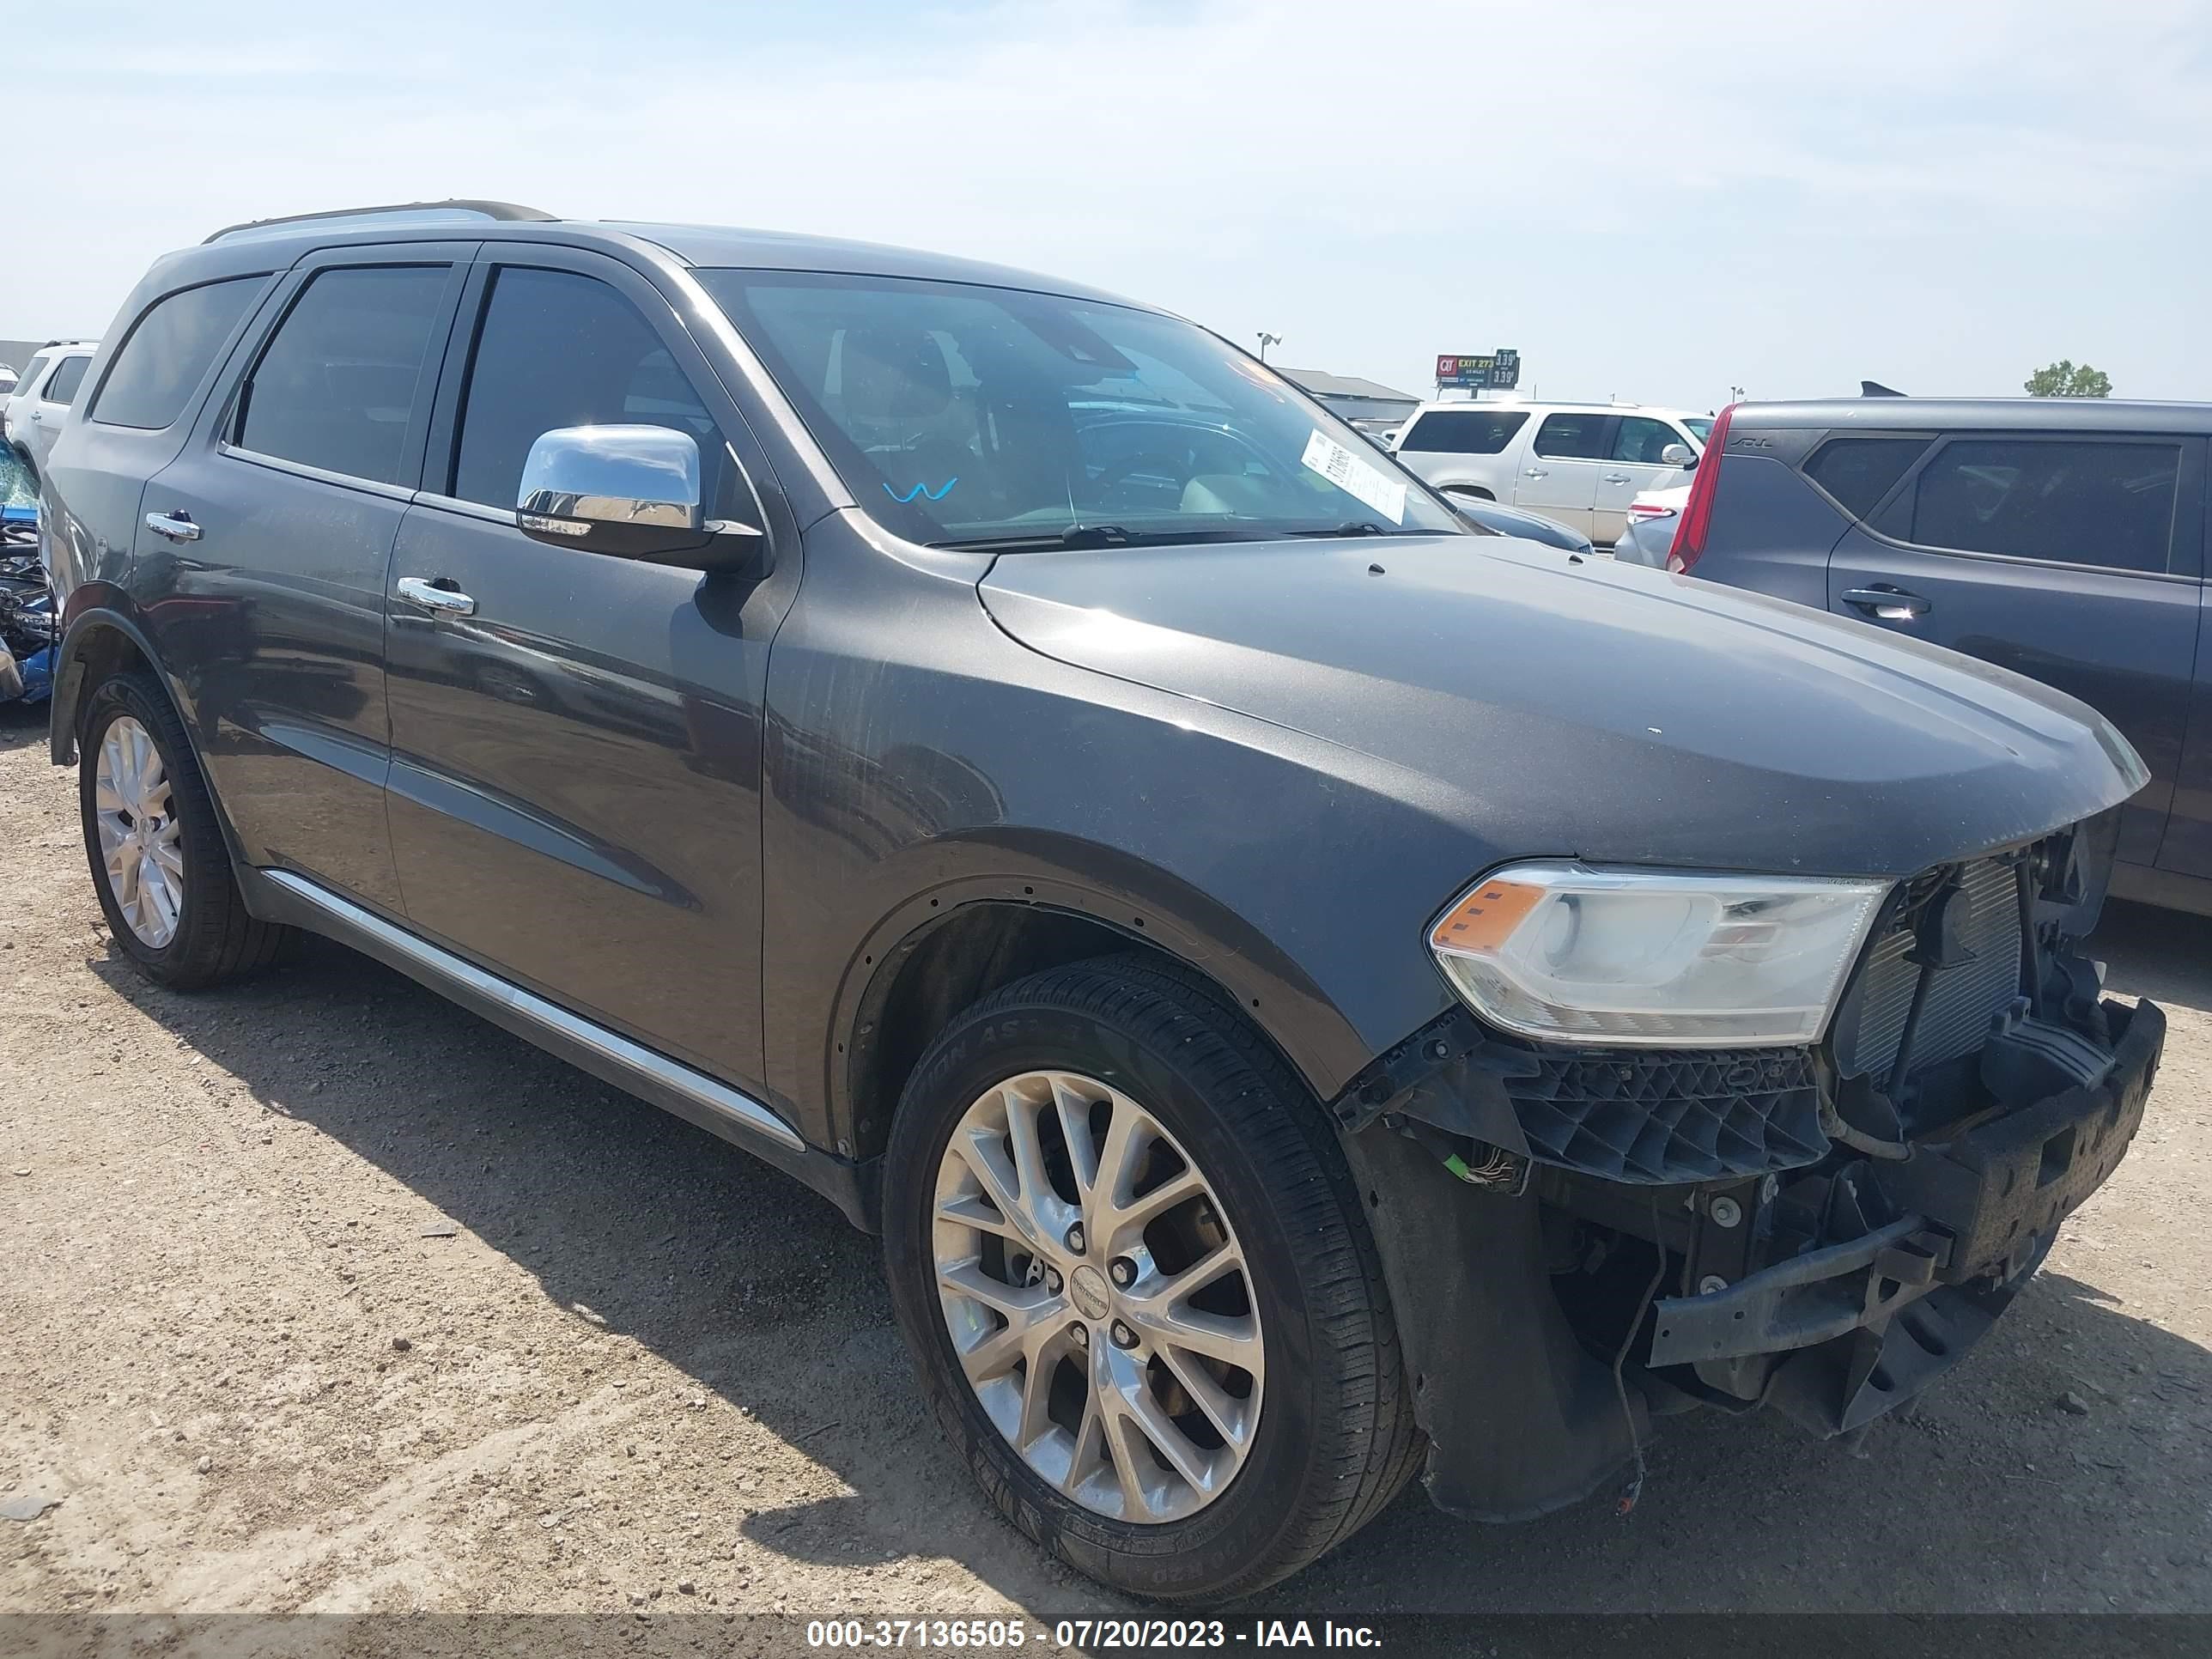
{"left": 1532, "top": 413, "right": 1609, "bottom": 459}
{"left": 236, "top": 265, "right": 452, "bottom": 486}
{"left": 1802, "top": 436, "right": 1931, "bottom": 520}
{"left": 1880, "top": 438, "right": 2181, "bottom": 574}
{"left": 1610, "top": 416, "right": 1685, "bottom": 465}
{"left": 93, "top": 276, "right": 266, "bottom": 430}
{"left": 450, "top": 266, "right": 724, "bottom": 510}
{"left": 1399, "top": 409, "right": 1528, "bottom": 454}
{"left": 42, "top": 356, "right": 91, "bottom": 406}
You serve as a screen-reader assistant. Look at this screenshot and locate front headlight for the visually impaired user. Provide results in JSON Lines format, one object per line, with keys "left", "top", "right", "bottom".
{"left": 1428, "top": 863, "right": 1889, "bottom": 1048}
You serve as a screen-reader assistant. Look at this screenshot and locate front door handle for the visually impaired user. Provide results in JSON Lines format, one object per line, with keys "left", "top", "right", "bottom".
{"left": 1841, "top": 586, "right": 1931, "bottom": 620}
{"left": 144, "top": 511, "right": 202, "bottom": 543}
{"left": 1602, "top": 471, "right": 1632, "bottom": 483}
{"left": 396, "top": 575, "right": 477, "bottom": 617}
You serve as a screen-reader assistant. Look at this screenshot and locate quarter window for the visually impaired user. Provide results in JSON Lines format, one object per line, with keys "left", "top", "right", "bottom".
{"left": 1609, "top": 416, "right": 1686, "bottom": 465}
{"left": 1398, "top": 409, "right": 1528, "bottom": 454}
{"left": 1802, "top": 436, "right": 1931, "bottom": 520}
{"left": 1532, "top": 413, "right": 1610, "bottom": 460}
{"left": 1880, "top": 438, "right": 2180, "bottom": 574}
{"left": 236, "top": 265, "right": 452, "bottom": 486}
{"left": 42, "top": 356, "right": 91, "bottom": 406}
{"left": 92, "top": 276, "right": 267, "bottom": 431}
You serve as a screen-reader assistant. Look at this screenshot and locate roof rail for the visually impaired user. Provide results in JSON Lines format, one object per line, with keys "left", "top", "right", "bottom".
{"left": 204, "top": 199, "right": 558, "bottom": 245}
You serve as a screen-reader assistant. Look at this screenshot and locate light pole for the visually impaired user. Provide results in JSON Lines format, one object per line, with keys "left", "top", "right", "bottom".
{"left": 1256, "top": 331, "right": 1281, "bottom": 363}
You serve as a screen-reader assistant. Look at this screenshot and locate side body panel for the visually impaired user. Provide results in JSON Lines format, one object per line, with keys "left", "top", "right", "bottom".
{"left": 125, "top": 245, "right": 477, "bottom": 911}
{"left": 759, "top": 513, "right": 1477, "bottom": 1154}
{"left": 381, "top": 243, "right": 805, "bottom": 1096}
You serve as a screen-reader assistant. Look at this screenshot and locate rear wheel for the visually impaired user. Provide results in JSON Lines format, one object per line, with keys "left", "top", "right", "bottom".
{"left": 883, "top": 957, "right": 1420, "bottom": 1600}
{"left": 78, "top": 672, "right": 294, "bottom": 988}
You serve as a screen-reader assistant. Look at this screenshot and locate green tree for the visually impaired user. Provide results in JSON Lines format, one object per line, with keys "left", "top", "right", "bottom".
{"left": 2023, "top": 359, "right": 2112, "bottom": 398}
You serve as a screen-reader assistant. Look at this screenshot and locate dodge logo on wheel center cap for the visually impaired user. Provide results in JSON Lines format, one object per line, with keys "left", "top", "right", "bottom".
{"left": 1069, "top": 1263, "right": 1112, "bottom": 1320}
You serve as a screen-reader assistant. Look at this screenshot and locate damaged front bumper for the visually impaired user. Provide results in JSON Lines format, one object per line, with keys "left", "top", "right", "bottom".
{"left": 1334, "top": 823, "right": 2163, "bottom": 1522}
{"left": 1649, "top": 996, "right": 2160, "bottom": 1435}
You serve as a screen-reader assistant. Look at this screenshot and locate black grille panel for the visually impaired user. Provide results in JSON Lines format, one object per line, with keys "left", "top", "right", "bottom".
{"left": 1506, "top": 1048, "right": 1826, "bottom": 1182}
{"left": 1838, "top": 858, "right": 2022, "bottom": 1083}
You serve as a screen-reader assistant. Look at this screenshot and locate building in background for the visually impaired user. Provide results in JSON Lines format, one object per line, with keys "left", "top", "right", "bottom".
{"left": 1275, "top": 368, "right": 1420, "bottom": 434}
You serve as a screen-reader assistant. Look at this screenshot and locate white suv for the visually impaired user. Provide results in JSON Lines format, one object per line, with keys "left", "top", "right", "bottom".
{"left": 1390, "top": 400, "right": 1710, "bottom": 544}
{"left": 3, "top": 340, "right": 99, "bottom": 474}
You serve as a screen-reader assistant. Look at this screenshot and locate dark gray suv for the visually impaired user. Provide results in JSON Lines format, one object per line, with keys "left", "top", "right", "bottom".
{"left": 40, "top": 202, "right": 2161, "bottom": 1600}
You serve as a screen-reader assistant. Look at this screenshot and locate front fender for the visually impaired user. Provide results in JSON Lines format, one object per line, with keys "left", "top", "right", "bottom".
{"left": 829, "top": 839, "right": 1364, "bottom": 1147}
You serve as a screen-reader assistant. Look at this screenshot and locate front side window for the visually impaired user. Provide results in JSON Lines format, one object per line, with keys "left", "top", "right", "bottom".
{"left": 450, "top": 266, "right": 727, "bottom": 512}
{"left": 1399, "top": 409, "right": 1528, "bottom": 455}
{"left": 1879, "top": 438, "right": 2180, "bottom": 574}
{"left": 1610, "top": 416, "right": 1685, "bottom": 465}
{"left": 42, "top": 355, "right": 92, "bottom": 406}
{"left": 1531, "top": 413, "right": 1610, "bottom": 460}
{"left": 698, "top": 270, "right": 1460, "bottom": 546}
{"left": 93, "top": 276, "right": 267, "bottom": 431}
{"left": 236, "top": 265, "right": 451, "bottom": 485}
{"left": 1683, "top": 416, "right": 1714, "bottom": 442}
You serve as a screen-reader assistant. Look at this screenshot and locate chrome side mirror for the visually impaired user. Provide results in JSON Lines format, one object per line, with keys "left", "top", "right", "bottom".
{"left": 1659, "top": 442, "right": 1697, "bottom": 469}
{"left": 517, "top": 424, "right": 764, "bottom": 571}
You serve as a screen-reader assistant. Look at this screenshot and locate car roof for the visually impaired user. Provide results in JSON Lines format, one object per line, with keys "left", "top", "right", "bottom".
{"left": 1734, "top": 397, "right": 2212, "bottom": 435}
{"left": 168, "top": 204, "right": 1143, "bottom": 310}
{"left": 1409, "top": 399, "right": 1708, "bottom": 419}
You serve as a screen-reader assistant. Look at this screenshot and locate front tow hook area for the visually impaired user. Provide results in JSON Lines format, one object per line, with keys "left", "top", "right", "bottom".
{"left": 1650, "top": 997, "right": 2161, "bottom": 1437}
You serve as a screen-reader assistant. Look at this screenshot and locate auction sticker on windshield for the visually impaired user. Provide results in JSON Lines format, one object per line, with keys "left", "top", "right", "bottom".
{"left": 1301, "top": 430, "right": 1407, "bottom": 525}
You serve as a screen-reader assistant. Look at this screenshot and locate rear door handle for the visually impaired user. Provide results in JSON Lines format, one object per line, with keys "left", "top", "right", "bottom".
{"left": 396, "top": 575, "right": 477, "bottom": 617}
{"left": 1523, "top": 467, "right": 1547, "bottom": 478}
{"left": 1841, "top": 586, "right": 1930, "bottom": 620}
{"left": 144, "top": 511, "right": 202, "bottom": 543}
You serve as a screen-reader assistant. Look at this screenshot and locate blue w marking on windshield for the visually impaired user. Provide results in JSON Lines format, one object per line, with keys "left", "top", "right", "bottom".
{"left": 885, "top": 477, "right": 958, "bottom": 503}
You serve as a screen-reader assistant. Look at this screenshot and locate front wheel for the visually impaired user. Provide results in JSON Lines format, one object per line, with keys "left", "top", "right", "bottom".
{"left": 883, "top": 957, "right": 1420, "bottom": 1600}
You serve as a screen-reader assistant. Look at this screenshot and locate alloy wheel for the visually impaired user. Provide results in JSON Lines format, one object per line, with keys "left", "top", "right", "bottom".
{"left": 931, "top": 1070, "right": 1264, "bottom": 1523}
{"left": 94, "top": 715, "right": 185, "bottom": 948}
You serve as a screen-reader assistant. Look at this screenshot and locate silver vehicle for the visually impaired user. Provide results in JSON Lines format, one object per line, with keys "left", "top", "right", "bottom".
{"left": 1611, "top": 481, "right": 1692, "bottom": 568}
{"left": 3, "top": 340, "right": 99, "bottom": 473}
{"left": 1390, "top": 400, "right": 1707, "bottom": 545}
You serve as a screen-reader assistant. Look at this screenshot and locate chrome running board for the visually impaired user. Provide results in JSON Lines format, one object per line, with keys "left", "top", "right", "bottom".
{"left": 259, "top": 868, "right": 805, "bottom": 1153}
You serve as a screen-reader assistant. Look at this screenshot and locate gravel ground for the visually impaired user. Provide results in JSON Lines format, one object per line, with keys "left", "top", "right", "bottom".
{"left": 2, "top": 699, "right": 2209, "bottom": 1626}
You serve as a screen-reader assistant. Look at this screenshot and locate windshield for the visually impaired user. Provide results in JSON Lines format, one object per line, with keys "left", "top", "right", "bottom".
{"left": 1684, "top": 416, "right": 1713, "bottom": 443}
{"left": 697, "top": 270, "right": 1462, "bottom": 547}
{"left": 0, "top": 447, "right": 34, "bottom": 510}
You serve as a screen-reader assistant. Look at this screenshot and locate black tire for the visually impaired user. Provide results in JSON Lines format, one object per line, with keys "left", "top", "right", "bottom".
{"left": 77, "top": 671, "right": 295, "bottom": 988}
{"left": 883, "top": 955, "right": 1421, "bottom": 1601}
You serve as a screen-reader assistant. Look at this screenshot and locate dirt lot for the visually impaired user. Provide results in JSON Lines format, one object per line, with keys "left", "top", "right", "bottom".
{"left": 2, "top": 698, "right": 2209, "bottom": 1626}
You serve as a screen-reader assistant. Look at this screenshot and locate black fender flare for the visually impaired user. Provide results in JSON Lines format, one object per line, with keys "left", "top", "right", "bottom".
{"left": 825, "top": 836, "right": 1376, "bottom": 1156}
{"left": 46, "top": 601, "right": 252, "bottom": 870}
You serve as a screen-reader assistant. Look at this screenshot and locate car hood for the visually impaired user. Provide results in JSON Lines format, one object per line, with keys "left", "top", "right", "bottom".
{"left": 978, "top": 534, "right": 2148, "bottom": 879}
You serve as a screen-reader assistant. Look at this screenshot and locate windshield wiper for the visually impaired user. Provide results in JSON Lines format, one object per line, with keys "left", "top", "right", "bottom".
{"left": 1284, "top": 521, "right": 1421, "bottom": 538}
{"left": 929, "top": 525, "right": 1273, "bottom": 552}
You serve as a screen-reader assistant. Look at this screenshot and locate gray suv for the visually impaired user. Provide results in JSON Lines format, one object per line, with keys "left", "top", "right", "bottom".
{"left": 40, "top": 202, "right": 2160, "bottom": 1600}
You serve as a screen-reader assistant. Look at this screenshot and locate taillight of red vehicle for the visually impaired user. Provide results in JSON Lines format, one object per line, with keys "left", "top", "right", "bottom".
{"left": 1667, "top": 402, "right": 1735, "bottom": 574}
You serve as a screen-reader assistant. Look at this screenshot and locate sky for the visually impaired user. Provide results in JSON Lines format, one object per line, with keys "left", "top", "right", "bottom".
{"left": 11, "top": 0, "right": 2212, "bottom": 412}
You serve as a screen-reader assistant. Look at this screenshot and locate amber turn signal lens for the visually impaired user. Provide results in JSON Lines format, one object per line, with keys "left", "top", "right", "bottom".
{"left": 1429, "top": 879, "right": 1544, "bottom": 956}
